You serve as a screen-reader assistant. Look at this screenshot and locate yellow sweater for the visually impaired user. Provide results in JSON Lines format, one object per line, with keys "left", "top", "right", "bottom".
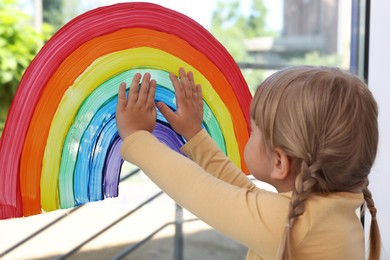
{"left": 120, "top": 129, "right": 365, "bottom": 259}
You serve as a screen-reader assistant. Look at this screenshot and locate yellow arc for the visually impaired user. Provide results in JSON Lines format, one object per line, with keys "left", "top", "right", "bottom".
{"left": 40, "top": 47, "right": 241, "bottom": 211}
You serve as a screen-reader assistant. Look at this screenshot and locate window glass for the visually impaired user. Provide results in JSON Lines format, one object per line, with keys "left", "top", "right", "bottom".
{"left": 0, "top": 0, "right": 366, "bottom": 135}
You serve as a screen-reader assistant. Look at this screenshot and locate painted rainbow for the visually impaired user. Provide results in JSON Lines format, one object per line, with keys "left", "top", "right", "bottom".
{"left": 0, "top": 2, "right": 251, "bottom": 219}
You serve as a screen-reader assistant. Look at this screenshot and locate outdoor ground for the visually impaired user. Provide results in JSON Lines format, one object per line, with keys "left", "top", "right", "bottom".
{"left": 0, "top": 164, "right": 249, "bottom": 260}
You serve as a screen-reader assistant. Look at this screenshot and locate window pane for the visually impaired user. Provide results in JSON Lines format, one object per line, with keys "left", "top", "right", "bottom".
{"left": 238, "top": 0, "right": 354, "bottom": 92}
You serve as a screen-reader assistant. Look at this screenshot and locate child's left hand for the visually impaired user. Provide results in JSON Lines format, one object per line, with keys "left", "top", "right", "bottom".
{"left": 116, "top": 72, "right": 157, "bottom": 140}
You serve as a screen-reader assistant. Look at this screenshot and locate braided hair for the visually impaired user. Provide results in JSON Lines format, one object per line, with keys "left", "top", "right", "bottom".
{"left": 250, "top": 66, "right": 380, "bottom": 259}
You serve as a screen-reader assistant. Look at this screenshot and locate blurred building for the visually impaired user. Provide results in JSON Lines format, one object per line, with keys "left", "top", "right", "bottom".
{"left": 283, "top": 0, "right": 339, "bottom": 54}
{"left": 245, "top": 0, "right": 351, "bottom": 68}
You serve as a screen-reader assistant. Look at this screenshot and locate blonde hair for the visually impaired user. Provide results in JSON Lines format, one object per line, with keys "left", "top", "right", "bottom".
{"left": 250, "top": 66, "right": 380, "bottom": 260}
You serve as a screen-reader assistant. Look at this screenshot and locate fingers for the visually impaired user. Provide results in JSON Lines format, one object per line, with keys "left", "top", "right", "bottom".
{"left": 137, "top": 73, "right": 152, "bottom": 105}
{"left": 170, "top": 68, "right": 200, "bottom": 102}
{"left": 128, "top": 73, "right": 142, "bottom": 104}
{"left": 147, "top": 79, "right": 157, "bottom": 109}
{"left": 187, "top": 71, "right": 200, "bottom": 106}
{"left": 125, "top": 70, "right": 198, "bottom": 112}
{"left": 196, "top": 84, "right": 203, "bottom": 109}
{"left": 126, "top": 73, "right": 156, "bottom": 108}
{"left": 169, "top": 72, "right": 184, "bottom": 102}
{"left": 117, "top": 82, "right": 128, "bottom": 111}
{"left": 178, "top": 67, "right": 190, "bottom": 97}
{"left": 157, "top": 102, "right": 176, "bottom": 122}
{"left": 116, "top": 72, "right": 157, "bottom": 137}
{"left": 159, "top": 68, "right": 203, "bottom": 140}
{"left": 179, "top": 68, "right": 197, "bottom": 99}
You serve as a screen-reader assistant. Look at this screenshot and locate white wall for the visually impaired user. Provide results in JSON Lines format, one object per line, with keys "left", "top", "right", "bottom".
{"left": 367, "top": 0, "right": 390, "bottom": 258}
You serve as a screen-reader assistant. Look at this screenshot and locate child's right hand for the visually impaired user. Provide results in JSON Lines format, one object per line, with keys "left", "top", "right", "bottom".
{"left": 157, "top": 67, "right": 203, "bottom": 141}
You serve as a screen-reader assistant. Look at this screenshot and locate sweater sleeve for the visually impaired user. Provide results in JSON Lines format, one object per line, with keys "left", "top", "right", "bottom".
{"left": 180, "top": 129, "right": 254, "bottom": 189}
{"left": 121, "top": 131, "right": 365, "bottom": 259}
{"left": 120, "top": 131, "right": 290, "bottom": 256}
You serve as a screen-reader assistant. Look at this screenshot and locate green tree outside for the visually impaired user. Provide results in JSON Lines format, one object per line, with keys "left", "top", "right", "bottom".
{"left": 1, "top": 0, "right": 270, "bottom": 137}
{"left": 43, "top": 0, "right": 63, "bottom": 31}
{"left": 288, "top": 51, "right": 342, "bottom": 67}
{"left": 210, "top": 0, "right": 343, "bottom": 93}
{"left": 0, "top": 0, "right": 52, "bottom": 136}
{"left": 210, "top": 0, "right": 276, "bottom": 93}
{"left": 0, "top": 0, "right": 343, "bottom": 137}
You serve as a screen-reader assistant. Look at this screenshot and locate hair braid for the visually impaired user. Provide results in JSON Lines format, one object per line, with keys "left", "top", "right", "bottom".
{"left": 279, "top": 160, "right": 320, "bottom": 259}
{"left": 363, "top": 182, "right": 381, "bottom": 260}
{"left": 251, "top": 66, "right": 380, "bottom": 259}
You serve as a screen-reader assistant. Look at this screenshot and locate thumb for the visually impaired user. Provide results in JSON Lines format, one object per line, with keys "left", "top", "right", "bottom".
{"left": 156, "top": 102, "right": 176, "bottom": 123}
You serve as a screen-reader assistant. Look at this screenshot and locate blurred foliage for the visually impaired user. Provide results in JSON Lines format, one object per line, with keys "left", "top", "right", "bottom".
{"left": 0, "top": 0, "right": 345, "bottom": 137}
{"left": 210, "top": 0, "right": 343, "bottom": 93}
{"left": 288, "top": 51, "right": 342, "bottom": 67}
{"left": 210, "top": 0, "right": 275, "bottom": 93}
{"left": 0, "top": 120, "right": 4, "bottom": 136}
{"left": 211, "top": 0, "right": 274, "bottom": 61}
{"left": 43, "top": 0, "right": 63, "bottom": 31}
{"left": 0, "top": 0, "right": 53, "bottom": 137}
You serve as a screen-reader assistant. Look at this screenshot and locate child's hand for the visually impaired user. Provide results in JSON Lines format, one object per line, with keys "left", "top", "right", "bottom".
{"left": 157, "top": 67, "right": 203, "bottom": 141}
{"left": 116, "top": 72, "right": 157, "bottom": 140}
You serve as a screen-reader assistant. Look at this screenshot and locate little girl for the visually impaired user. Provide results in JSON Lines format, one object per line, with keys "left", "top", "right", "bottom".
{"left": 116, "top": 67, "right": 381, "bottom": 259}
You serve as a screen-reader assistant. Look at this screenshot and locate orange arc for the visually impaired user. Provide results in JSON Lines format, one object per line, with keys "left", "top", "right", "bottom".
{"left": 20, "top": 28, "right": 249, "bottom": 216}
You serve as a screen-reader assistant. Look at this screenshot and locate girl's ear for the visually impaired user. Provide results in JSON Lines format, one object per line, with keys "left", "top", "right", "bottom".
{"left": 270, "top": 147, "right": 290, "bottom": 180}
